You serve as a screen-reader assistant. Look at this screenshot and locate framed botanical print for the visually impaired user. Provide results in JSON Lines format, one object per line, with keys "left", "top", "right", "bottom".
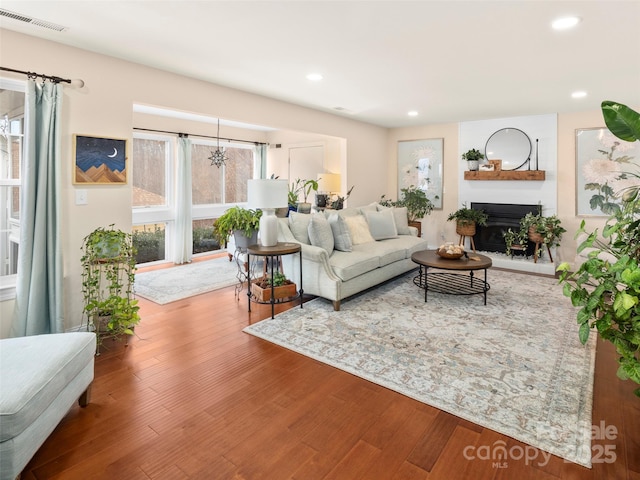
{"left": 576, "top": 127, "right": 640, "bottom": 216}
{"left": 397, "top": 138, "right": 443, "bottom": 209}
{"left": 73, "top": 134, "right": 127, "bottom": 184}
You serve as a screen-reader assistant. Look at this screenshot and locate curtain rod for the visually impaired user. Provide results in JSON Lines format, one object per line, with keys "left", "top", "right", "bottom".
{"left": 133, "top": 127, "right": 267, "bottom": 146}
{"left": 0, "top": 66, "right": 84, "bottom": 87}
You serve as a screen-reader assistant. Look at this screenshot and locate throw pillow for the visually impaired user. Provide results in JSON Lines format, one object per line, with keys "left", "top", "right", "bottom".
{"left": 308, "top": 213, "right": 334, "bottom": 254}
{"left": 365, "top": 209, "right": 398, "bottom": 240}
{"left": 358, "top": 202, "right": 379, "bottom": 215}
{"left": 391, "top": 206, "right": 411, "bottom": 235}
{"left": 344, "top": 215, "right": 375, "bottom": 245}
{"left": 288, "top": 211, "right": 312, "bottom": 244}
{"left": 328, "top": 213, "right": 352, "bottom": 252}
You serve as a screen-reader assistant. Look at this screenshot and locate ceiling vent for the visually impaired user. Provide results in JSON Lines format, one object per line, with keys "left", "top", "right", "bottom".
{"left": 0, "top": 8, "right": 67, "bottom": 32}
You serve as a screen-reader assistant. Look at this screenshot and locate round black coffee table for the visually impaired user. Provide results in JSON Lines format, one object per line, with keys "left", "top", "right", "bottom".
{"left": 411, "top": 250, "right": 492, "bottom": 305}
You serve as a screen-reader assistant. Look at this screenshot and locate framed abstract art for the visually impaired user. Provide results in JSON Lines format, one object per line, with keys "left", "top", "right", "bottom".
{"left": 397, "top": 138, "right": 443, "bottom": 209}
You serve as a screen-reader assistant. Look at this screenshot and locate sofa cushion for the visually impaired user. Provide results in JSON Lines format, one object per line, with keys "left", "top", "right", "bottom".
{"left": 328, "top": 213, "right": 352, "bottom": 252}
{"left": 329, "top": 250, "right": 381, "bottom": 281}
{"left": 344, "top": 215, "right": 375, "bottom": 245}
{"left": 288, "top": 211, "right": 312, "bottom": 244}
{"left": 365, "top": 209, "right": 398, "bottom": 240}
{"left": 353, "top": 239, "right": 406, "bottom": 267}
{"left": 0, "top": 332, "right": 96, "bottom": 441}
{"left": 308, "top": 213, "right": 334, "bottom": 254}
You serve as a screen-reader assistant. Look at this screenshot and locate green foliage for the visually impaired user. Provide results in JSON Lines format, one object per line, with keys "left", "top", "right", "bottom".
{"left": 558, "top": 100, "right": 640, "bottom": 397}
{"left": 289, "top": 178, "right": 320, "bottom": 207}
{"left": 132, "top": 226, "right": 165, "bottom": 263}
{"left": 503, "top": 227, "right": 528, "bottom": 256}
{"left": 519, "top": 212, "right": 566, "bottom": 248}
{"left": 81, "top": 225, "right": 140, "bottom": 345}
{"left": 379, "top": 185, "right": 433, "bottom": 221}
{"left": 602, "top": 100, "right": 640, "bottom": 143}
{"left": 446, "top": 203, "right": 489, "bottom": 227}
{"left": 461, "top": 148, "right": 485, "bottom": 161}
{"left": 265, "top": 271, "right": 288, "bottom": 287}
{"left": 192, "top": 225, "right": 220, "bottom": 254}
{"left": 213, "top": 206, "right": 262, "bottom": 245}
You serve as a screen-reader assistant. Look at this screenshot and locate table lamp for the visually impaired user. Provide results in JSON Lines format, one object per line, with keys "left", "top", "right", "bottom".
{"left": 317, "top": 173, "right": 341, "bottom": 196}
{"left": 247, "top": 179, "right": 288, "bottom": 247}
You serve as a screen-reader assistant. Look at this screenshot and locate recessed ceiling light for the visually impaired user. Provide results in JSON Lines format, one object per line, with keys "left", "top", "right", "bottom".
{"left": 306, "top": 73, "right": 323, "bottom": 81}
{"left": 408, "top": 110, "right": 419, "bottom": 117}
{"left": 552, "top": 16, "right": 581, "bottom": 30}
{"left": 572, "top": 91, "right": 587, "bottom": 98}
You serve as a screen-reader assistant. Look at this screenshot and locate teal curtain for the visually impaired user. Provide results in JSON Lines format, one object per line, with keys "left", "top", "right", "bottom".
{"left": 173, "top": 136, "right": 192, "bottom": 264}
{"left": 256, "top": 143, "right": 267, "bottom": 178}
{"left": 11, "top": 81, "right": 64, "bottom": 336}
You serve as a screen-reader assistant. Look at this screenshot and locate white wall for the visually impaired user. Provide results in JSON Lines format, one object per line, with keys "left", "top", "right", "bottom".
{"left": 458, "top": 114, "right": 558, "bottom": 215}
{"left": 0, "top": 28, "right": 386, "bottom": 337}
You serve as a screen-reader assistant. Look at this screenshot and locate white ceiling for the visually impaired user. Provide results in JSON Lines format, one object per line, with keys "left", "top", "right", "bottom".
{"left": 1, "top": 1, "right": 639, "bottom": 128}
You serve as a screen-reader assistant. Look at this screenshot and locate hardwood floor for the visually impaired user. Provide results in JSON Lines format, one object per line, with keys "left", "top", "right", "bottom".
{"left": 21, "top": 274, "right": 640, "bottom": 479}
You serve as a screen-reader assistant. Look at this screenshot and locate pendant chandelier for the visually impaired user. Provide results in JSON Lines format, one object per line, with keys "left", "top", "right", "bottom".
{"left": 209, "top": 118, "right": 228, "bottom": 168}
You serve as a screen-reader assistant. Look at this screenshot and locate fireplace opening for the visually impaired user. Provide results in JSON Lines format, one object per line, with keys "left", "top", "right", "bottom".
{"left": 471, "top": 202, "right": 541, "bottom": 256}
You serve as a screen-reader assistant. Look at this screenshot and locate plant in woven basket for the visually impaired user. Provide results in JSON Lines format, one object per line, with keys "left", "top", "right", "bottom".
{"left": 519, "top": 212, "right": 566, "bottom": 248}
{"left": 447, "top": 204, "right": 488, "bottom": 236}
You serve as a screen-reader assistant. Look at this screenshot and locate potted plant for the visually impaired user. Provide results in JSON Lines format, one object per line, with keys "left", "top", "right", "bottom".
{"left": 379, "top": 185, "right": 433, "bottom": 235}
{"left": 462, "top": 148, "right": 485, "bottom": 171}
{"left": 81, "top": 225, "right": 140, "bottom": 348}
{"left": 446, "top": 203, "right": 489, "bottom": 238}
{"left": 503, "top": 227, "right": 529, "bottom": 257}
{"left": 557, "top": 100, "right": 640, "bottom": 398}
{"left": 251, "top": 271, "right": 297, "bottom": 302}
{"left": 213, "top": 206, "right": 262, "bottom": 249}
{"left": 330, "top": 185, "right": 355, "bottom": 210}
{"left": 519, "top": 211, "right": 566, "bottom": 257}
{"left": 288, "top": 178, "right": 319, "bottom": 213}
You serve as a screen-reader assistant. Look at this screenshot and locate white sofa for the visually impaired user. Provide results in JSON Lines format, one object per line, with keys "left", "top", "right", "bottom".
{"left": 277, "top": 204, "right": 429, "bottom": 310}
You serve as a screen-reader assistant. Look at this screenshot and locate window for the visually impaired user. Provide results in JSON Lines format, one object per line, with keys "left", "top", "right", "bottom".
{"left": 0, "top": 82, "right": 25, "bottom": 295}
{"left": 132, "top": 133, "right": 173, "bottom": 264}
{"left": 132, "top": 133, "right": 257, "bottom": 265}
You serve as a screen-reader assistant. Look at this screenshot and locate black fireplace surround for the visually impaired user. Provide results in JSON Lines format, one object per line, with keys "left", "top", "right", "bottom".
{"left": 471, "top": 202, "right": 541, "bottom": 256}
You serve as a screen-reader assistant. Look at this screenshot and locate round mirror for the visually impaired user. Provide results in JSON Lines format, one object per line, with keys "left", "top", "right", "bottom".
{"left": 484, "top": 128, "right": 532, "bottom": 171}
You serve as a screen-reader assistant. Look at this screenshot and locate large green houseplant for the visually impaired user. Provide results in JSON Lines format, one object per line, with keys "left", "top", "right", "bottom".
{"left": 213, "top": 206, "right": 262, "bottom": 247}
{"left": 379, "top": 185, "right": 434, "bottom": 222}
{"left": 81, "top": 225, "right": 140, "bottom": 348}
{"left": 557, "top": 100, "right": 640, "bottom": 397}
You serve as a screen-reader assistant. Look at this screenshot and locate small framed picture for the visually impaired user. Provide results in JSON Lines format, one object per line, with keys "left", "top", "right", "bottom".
{"left": 479, "top": 164, "right": 495, "bottom": 172}
{"left": 73, "top": 134, "right": 127, "bottom": 184}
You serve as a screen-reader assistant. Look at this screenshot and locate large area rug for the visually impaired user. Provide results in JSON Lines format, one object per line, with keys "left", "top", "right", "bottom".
{"left": 244, "top": 269, "right": 597, "bottom": 467}
{"left": 135, "top": 256, "right": 240, "bottom": 304}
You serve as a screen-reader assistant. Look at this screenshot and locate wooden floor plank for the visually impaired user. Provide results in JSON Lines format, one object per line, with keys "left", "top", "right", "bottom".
{"left": 18, "top": 274, "right": 640, "bottom": 479}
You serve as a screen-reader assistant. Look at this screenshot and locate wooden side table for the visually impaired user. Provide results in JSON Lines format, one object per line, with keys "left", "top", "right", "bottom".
{"left": 247, "top": 242, "right": 303, "bottom": 319}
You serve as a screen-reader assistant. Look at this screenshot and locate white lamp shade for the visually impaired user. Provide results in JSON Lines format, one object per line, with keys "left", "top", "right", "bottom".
{"left": 317, "top": 173, "right": 341, "bottom": 193}
{"left": 247, "top": 179, "right": 288, "bottom": 209}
